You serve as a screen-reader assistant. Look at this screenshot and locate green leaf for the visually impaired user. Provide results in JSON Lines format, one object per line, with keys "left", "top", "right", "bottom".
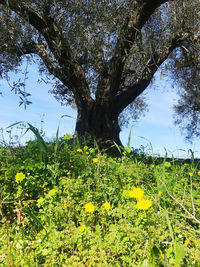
{"left": 23, "top": 207, "right": 44, "bottom": 228}
{"left": 174, "top": 244, "right": 185, "bottom": 267}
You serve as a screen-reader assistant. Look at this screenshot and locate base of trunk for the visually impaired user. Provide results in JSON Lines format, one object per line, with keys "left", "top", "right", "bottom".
{"left": 74, "top": 104, "right": 123, "bottom": 152}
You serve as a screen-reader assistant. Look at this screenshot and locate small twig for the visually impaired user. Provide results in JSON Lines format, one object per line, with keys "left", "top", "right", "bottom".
{"left": 154, "top": 199, "right": 193, "bottom": 220}
{"left": 178, "top": 223, "right": 200, "bottom": 234}
{"left": 162, "top": 181, "right": 200, "bottom": 224}
{"left": 1, "top": 199, "right": 36, "bottom": 204}
{"left": 181, "top": 180, "right": 187, "bottom": 205}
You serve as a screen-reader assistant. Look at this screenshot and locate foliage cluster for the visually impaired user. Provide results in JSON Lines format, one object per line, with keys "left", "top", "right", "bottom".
{"left": 0, "top": 130, "right": 200, "bottom": 266}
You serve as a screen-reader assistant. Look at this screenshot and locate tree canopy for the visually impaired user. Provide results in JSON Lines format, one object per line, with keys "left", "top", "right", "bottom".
{"left": 0, "top": 0, "right": 199, "bottom": 146}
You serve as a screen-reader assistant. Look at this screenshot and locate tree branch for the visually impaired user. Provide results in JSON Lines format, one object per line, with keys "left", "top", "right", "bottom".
{"left": 108, "top": 0, "right": 170, "bottom": 99}
{"left": 0, "top": 0, "right": 92, "bottom": 106}
{"left": 113, "top": 37, "right": 181, "bottom": 116}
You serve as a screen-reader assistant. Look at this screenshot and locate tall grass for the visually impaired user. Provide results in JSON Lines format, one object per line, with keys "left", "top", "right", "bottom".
{"left": 0, "top": 123, "right": 199, "bottom": 266}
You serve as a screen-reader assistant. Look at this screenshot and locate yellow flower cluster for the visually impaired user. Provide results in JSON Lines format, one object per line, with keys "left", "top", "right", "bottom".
{"left": 135, "top": 199, "right": 152, "bottom": 210}
{"left": 15, "top": 172, "right": 25, "bottom": 182}
{"left": 84, "top": 203, "right": 95, "bottom": 213}
{"left": 129, "top": 187, "right": 152, "bottom": 210}
{"left": 37, "top": 197, "right": 45, "bottom": 206}
{"left": 129, "top": 187, "right": 144, "bottom": 200}
{"left": 78, "top": 225, "right": 86, "bottom": 233}
{"left": 124, "top": 147, "right": 131, "bottom": 154}
{"left": 164, "top": 162, "right": 171, "bottom": 167}
{"left": 93, "top": 158, "right": 98, "bottom": 163}
{"left": 77, "top": 148, "right": 82, "bottom": 153}
{"left": 48, "top": 189, "right": 57, "bottom": 196}
{"left": 84, "top": 202, "right": 111, "bottom": 212}
{"left": 102, "top": 202, "right": 111, "bottom": 210}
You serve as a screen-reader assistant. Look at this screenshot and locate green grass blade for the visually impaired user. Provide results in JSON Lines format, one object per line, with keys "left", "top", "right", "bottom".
{"left": 27, "top": 123, "right": 47, "bottom": 151}
{"left": 127, "top": 126, "right": 133, "bottom": 148}
{"left": 6, "top": 121, "right": 24, "bottom": 128}
{"left": 54, "top": 125, "right": 60, "bottom": 154}
{"left": 23, "top": 207, "right": 44, "bottom": 228}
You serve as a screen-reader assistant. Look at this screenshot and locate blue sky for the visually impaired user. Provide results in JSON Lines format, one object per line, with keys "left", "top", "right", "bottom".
{"left": 1, "top": 62, "right": 200, "bottom": 158}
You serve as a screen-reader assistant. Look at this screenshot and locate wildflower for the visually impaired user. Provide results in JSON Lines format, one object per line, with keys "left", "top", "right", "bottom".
{"left": 156, "top": 165, "right": 160, "bottom": 169}
{"left": 77, "top": 148, "right": 82, "bottom": 153}
{"left": 85, "top": 151, "right": 89, "bottom": 155}
{"left": 160, "top": 254, "right": 164, "bottom": 259}
{"left": 135, "top": 199, "right": 152, "bottom": 210}
{"left": 184, "top": 240, "right": 189, "bottom": 246}
{"left": 129, "top": 187, "right": 144, "bottom": 200}
{"left": 78, "top": 225, "right": 86, "bottom": 233}
{"left": 84, "top": 203, "right": 95, "bottom": 213}
{"left": 188, "top": 172, "right": 193, "bottom": 176}
{"left": 48, "top": 189, "right": 57, "bottom": 196}
{"left": 37, "top": 197, "right": 45, "bottom": 205}
{"left": 63, "top": 134, "right": 72, "bottom": 140}
{"left": 102, "top": 202, "right": 111, "bottom": 210}
{"left": 198, "top": 171, "right": 200, "bottom": 176}
{"left": 83, "top": 146, "right": 88, "bottom": 151}
{"left": 63, "top": 203, "right": 67, "bottom": 208}
{"left": 158, "top": 191, "right": 162, "bottom": 197}
{"left": 15, "top": 172, "right": 25, "bottom": 182}
{"left": 151, "top": 164, "right": 155, "bottom": 168}
{"left": 178, "top": 234, "right": 183, "bottom": 238}
{"left": 165, "top": 162, "right": 171, "bottom": 167}
{"left": 124, "top": 147, "right": 131, "bottom": 154}
{"left": 93, "top": 158, "right": 98, "bottom": 163}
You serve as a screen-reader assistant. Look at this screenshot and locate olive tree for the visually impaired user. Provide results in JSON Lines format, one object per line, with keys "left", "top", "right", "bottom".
{"left": 0, "top": 0, "right": 199, "bottom": 146}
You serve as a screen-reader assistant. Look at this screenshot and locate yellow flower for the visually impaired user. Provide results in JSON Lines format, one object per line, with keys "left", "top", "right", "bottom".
{"left": 102, "top": 202, "right": 111, "bottom": 210}
{"left": 198, "top": 171, "right": 200, "bottom": 176}
{"left": 151, "top": 164, "right": 155, "bottom": 168}
{"left": 48, "top": 189, "right": 57, "bottom": 196}
{"left": 63, "top": 203, "right": 67, "bottom": 208}
{"left": 135, "top": 199, "right": 152, "bottom": 210}
{"left": 184, "top": 239, "right": 189, "bottom": 246}
{"left": 84, "top": 203, "right": 95, "bottom": 213}
{"left": 77, "top": 148, "right": 82, "bottom": 153}
{"left": 156, "top": 165, "right": 160, "bottom": 169}
{"left": 78, "top": 225, "right": 86, "bottom": 233}
{"left": 37, "top": 197, "right": 45, "bottom": 205}
{"left": 188, "top": 172, "right": 193, "bottom": 176}
{"left": 124, "top": 147, "right": 131, "bottom": 153}
{"left": 93, "top": 158, "right": 98, "bottom": 163}
{"left": 160, "top": 254, "right": 164, "bottom": 259}
{"left": 165, "top": 162, "right": 171, "bottom": 167}
{"left": 129, "top": 187, "right": 144, "bottom": 200}
{"left": 158, "top": 191, "right": 162, "bottom": 197}
{"left": 85, "top": 151, "right": 89, "bottom": 155}
{"left": 15, "top": 172, "right": 25, "bottom": 182}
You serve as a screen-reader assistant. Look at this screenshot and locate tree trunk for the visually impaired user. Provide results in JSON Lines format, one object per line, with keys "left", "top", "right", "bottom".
{"left": 75, "top": 101, "right": 123, "bottom": 148}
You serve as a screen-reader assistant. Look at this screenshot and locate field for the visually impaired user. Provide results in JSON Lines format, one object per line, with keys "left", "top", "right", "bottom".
{"left": 0, "top": 129, "right": 200, "bottom": 266}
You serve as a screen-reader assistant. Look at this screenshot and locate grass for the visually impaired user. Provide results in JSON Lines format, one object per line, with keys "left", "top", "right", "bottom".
{"left": 0, "top": 125, "right": 200, "bottom": 266}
